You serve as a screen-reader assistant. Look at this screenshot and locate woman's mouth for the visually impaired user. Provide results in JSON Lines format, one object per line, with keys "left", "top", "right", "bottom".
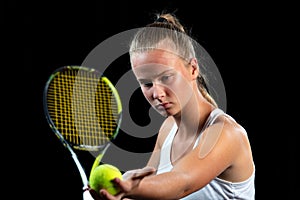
{"left": 156, "top": 102, "right": 171, "bottom": 110}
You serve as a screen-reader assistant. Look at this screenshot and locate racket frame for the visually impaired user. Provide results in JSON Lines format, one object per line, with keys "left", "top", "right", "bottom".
{"left": 43, "top": 66, "right": 122, "bottom": 193}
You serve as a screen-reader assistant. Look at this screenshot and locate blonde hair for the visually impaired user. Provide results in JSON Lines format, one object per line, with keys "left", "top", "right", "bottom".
{"left": 129, "top": 13, "right": 217, "bottom": 107}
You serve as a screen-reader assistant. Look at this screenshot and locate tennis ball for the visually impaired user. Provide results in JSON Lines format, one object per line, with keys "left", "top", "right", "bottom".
{"left": 89, "top": 164, "right": 123, "bottom": 195}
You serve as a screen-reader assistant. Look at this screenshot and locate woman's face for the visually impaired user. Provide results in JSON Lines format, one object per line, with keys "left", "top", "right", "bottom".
{"left": 131, "top": 49, "right": 196, "bottom": 117}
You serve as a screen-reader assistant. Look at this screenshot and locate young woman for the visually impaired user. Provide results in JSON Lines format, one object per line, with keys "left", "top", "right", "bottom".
{"left": 91, "top": 13, "right": 255, "bottom": 200}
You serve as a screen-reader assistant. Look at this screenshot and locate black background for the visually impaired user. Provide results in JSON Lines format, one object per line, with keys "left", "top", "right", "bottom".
{"left": 3, "top": 0, "right": 295, "bottom": 199}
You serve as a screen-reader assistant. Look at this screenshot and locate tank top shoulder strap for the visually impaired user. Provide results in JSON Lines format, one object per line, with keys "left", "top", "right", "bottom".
{"left": 193, "top": 108, "right": 226, "bottom": 148}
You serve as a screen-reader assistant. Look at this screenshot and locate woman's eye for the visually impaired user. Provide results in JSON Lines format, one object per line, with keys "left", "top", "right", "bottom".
{"left": 161, "top": 75, "right": 173, "bottom": 83}
{"left": 141, "top": 82, "right": 153, "bottom": 88}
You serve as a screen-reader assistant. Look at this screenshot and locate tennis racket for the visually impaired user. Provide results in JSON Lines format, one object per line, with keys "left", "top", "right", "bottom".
{"left": 43, "top": 65, "right": 122, "bottom": 199}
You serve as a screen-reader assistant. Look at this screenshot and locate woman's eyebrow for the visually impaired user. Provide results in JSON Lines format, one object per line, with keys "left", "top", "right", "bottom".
{"left": 137, "top": 69, "right": 174, "bottom": 82}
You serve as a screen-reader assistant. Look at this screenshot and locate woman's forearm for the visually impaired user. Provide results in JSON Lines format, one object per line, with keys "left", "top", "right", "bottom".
{"left": 125, "top": 171, "right": 191, "bottom": 200}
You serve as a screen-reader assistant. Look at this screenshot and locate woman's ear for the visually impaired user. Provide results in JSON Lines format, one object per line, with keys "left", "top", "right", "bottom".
{"left": 189, "top": 58, "right": 199, "bottom": 79}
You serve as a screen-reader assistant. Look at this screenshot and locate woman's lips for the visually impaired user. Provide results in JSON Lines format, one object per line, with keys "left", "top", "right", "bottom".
{"left": 156, "top": 102, "right": 171, "bottom": 110}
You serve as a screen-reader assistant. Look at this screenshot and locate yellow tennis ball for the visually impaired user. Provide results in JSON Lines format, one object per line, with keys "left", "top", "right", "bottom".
{"left": 89, "top": 164, "right": 123, "bottom": 195}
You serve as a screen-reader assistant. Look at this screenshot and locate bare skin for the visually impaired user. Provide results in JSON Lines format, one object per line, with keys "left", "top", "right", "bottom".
{"left": 91, "top": 50, "right": 254, "bottom": 200}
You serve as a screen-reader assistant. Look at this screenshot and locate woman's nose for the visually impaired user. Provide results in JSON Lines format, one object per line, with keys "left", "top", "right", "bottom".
{"left": 152, "top": 83, "right": 165, "bottom": 100}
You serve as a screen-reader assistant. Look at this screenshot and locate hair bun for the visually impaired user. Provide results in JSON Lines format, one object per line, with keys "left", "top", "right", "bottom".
{"left": 155, "top": 17, "right": 168, "bottom": 23}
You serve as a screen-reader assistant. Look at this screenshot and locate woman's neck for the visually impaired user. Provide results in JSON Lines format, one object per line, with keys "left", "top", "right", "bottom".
{"left": 173, "top": 91, "right": 215, "bottom": 138}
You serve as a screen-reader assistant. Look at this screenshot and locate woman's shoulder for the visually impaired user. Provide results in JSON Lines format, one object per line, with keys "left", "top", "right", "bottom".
{"left": 214, "top": 112, "right": 248, "bottom": 137}
{"left": 199, "top": 113, "right": 249, "bottom": 156}
{"left": 211, "top": 113, "right": 254, "bottom": 182}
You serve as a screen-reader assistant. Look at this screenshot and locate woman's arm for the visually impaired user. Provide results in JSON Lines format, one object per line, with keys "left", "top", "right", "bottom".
{"left": 93, "top": 117, "right": 175, "bottom": 200}
{"left": 104, "top": 121, "right": 244, "bottom": 200}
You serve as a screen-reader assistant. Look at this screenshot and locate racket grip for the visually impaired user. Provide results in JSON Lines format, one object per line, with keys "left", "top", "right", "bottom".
{"left": 83, "top": 190, "right": 94, "bottom": 200}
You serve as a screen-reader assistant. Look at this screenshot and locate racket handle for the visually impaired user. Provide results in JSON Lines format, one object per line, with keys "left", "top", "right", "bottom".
{"left": 83, "top": 190, "right": 94, "bottom": 200}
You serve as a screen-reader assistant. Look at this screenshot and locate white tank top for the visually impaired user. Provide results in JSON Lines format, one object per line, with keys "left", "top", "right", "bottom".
{"left": 156, "top": 108, "right": 255, "bottom": 199}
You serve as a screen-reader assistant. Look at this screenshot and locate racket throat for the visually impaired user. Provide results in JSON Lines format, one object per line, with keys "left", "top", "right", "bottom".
{"left": 90, "top": 143, "right": 111, "bottom": 175}
{"left": 66, "top": 145, "right": 89, "bottom": 189}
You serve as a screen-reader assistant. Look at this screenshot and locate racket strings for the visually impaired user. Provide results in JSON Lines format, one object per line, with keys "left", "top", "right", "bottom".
{"left": 47, "top": 68, "right": 119, "bottom": 150}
